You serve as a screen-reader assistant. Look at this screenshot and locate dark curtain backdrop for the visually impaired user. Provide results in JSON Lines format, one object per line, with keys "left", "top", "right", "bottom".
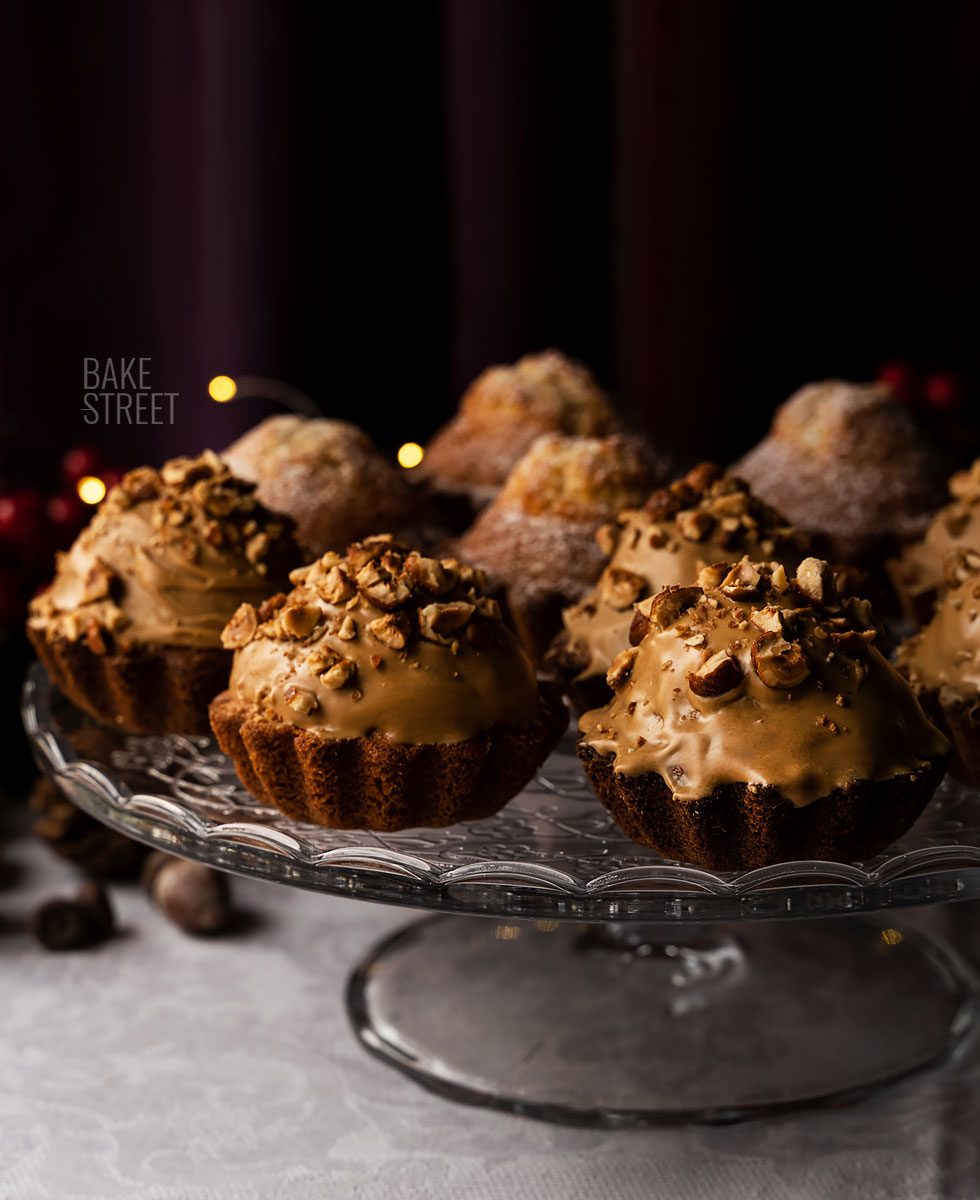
{"left": 1, "top": 0, "right": 979, "bottom": 474}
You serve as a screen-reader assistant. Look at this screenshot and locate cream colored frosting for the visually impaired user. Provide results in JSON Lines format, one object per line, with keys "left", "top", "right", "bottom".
{"left": 28, "top": 452, "right": 298, "bottom": 649}
{"left": 226, "top": 537, "right": 543, "bottom": 743}
{"left": 579, "top": 558, "right": 948, "bottom": 807}
{"left": 890, "top": 458, "right": 980, "bottom": 615}
{"left": 560, "top": 466, "right": 811, "bottom": 682}
{"left": 897, "top": 551, "right": 980, "bottom": 700}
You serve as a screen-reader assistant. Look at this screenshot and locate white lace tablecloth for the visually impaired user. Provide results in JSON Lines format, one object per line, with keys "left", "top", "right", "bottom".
{"left": 2, "top": 833, "right": 979, "bottom": 1200}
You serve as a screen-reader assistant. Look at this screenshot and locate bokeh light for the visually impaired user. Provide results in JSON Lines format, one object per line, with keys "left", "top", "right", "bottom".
{"left": 397, "top": 441, "right": 424, "bottom": 469}
{"left": 208, "top": 375, "right": 237, "bottom": 402}
{"left": 77, "top": 476, "right": 107, "bottom": 505}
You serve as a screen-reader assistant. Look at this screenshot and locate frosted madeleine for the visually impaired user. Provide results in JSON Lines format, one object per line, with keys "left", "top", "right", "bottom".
{"left": 210, "top": 536, "right": 567, "bottom": 830}
{"left": 27, "top": 451, "right": 301, "bottom": 734}
{"left": 897, "top": 549, "right": 980, "bottom": 787}
{"left": 578, "top": 556, "right": 949, "bottom": 871}
{"left": 890, "top": 458, "right": 980, "bottom": 625}
{"left": 548, "top": 463, "right": 812, "bottom": 701}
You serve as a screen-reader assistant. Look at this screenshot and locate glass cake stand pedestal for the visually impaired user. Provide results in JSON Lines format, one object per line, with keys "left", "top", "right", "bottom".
{"left": 22, "top": 663, "right": 980, "bottom": 1126}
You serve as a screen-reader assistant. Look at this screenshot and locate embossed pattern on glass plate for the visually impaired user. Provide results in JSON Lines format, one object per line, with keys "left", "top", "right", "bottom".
{"left": 21, "top": 663, "right": 980, "bottom": 922}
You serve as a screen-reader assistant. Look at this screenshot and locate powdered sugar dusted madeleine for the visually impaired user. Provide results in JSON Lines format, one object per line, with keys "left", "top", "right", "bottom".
{"left": 417, "top": 349, "right": 621, "bottom": 513}
{"left": 734, "top": 380, "right": 946, "bottom": 564}
{"left": 223, "top": 415, "right": 426, "bottom": 556}
{"left": 454, "top": 432, "right": 666, "bottom": 663}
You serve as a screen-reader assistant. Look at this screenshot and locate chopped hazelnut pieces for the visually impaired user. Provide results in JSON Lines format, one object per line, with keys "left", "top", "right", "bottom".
{"left": 281, "top": 603, "right": 322, "bottom": 639}
{"left": 795, "top": 556, "right": 833, "bottom": 604}
{"left": 828, "top": 629, "right": 876, "bottom": 657}
{"left": 245, "top": 532, "right": 270, "bottom": 565}
{"left": 80, "top": 562, "right": 115, "bottom": 605}
{"left": 599, "top": 566, "right": 646, "bottom": 611}
{"left": 709, "top": 491, "right": 749, "bottom": 518}
{"left": 607, "top": 646, "right": 639, "bottom": 689}
{"left": 367, "top": 612, "right": 411, "bottom": 650}
{"left": 720, "top": 559, "right": 761, "bottom": 599}
{"left": 122, "top": 466, "right": 160, "bottom": 501}
{"left": 317, "top": 565, "right": 356, "bottom": 605}
{"left": 751, "top": 632, "right": 810, "bottom": 689}
{"left": 403, "top": 552, "right": 453, "bottom": 595}
{"left": 749, "top": 605, "right": 785, "bottom": 635}
{"left": 257, "top": 593, "right": 288, "bottom": 622}
{"left": 688, "top": 649, "right": 742, "bottom": 697}
{"left": 944, "top": 548, "right": 980, "bottom": 588}
{"left": 675, "top": 508, "right": 714, "bottom": 542}
{"left": 306, "top": 646, "right": 336, "bottom": 674}
{"left": 221, "top": 603, "right": 259, "bottom": 649}
{"left": 419, "top": 601, "right": 475, "bottom": 643}
{"left": 336, "top": 614, "right": 358, "bottom": 641}
{"left": 595, "top": 523, "right": 618, "bottom": 556}
{"left": 696, "top": 562, "right": 729, "bottom": 590}
{"left": 320, "top": 658, "right": 356, "bottom": 690}
{"left": 643, "top": 585, "right": 704, "bottom": 632}
{"left": 283, "top": 685, "right": 318, "bottom": 714}
{"left": 629, "top": 606, "right": 652, "bottom": 647}
{"left": 474, "top": 596, "right": 502, "bottom": 621}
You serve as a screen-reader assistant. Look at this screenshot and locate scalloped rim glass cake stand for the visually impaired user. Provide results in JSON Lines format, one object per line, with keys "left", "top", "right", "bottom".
{"left": 21, "top": 663, "right": 980, "bottom": 1126}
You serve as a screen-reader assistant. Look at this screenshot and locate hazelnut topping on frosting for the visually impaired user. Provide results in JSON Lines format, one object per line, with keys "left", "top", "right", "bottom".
{"left": 555, "top": 465, "right": 812, "bottom": 683}
{"left": 28, "top": 451, "right": 299, "bottom": 651}
{"left": 897, "top": 549, "right": 980, "bottom": 699}
{"left": 890, "top": 457, "right": 980, "bottom": 622}
{"left": 225, "top": 536, "right": 542, "bottom": 743}
{"left": 579, "top": 556, "right": 948, "bottom": 807}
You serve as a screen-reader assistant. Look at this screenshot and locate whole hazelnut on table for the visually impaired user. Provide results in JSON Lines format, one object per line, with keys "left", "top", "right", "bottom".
{"left": 30, "top": 881, "right": 116, "bottom": 951}
{"left": 141, "top": 852, "right": 232, "bottom": 935}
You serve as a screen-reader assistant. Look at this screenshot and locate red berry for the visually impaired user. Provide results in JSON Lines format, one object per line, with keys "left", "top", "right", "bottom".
{"left": 61, "top": 445, "right": 101, "bottom": 485}
{"left": 0, "top": 491, "right": 45, "bottom": 544}
{"left": 876, "top": 361, "right": 919, "bottom": 410}
{"left": 924, "top": 371, "right": 964, "bottom": 413}
{"left": 47, "top": 493, "right": 86, "bottom": 540}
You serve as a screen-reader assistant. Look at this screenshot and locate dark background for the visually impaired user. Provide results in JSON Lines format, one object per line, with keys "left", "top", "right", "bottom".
{"left": 1, "top": 0, "right": 979, "bottom": 468}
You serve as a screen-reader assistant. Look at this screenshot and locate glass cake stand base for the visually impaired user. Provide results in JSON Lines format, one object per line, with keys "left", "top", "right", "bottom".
{"left": 347, "top": 914, "right": 978, "bottom": 1126}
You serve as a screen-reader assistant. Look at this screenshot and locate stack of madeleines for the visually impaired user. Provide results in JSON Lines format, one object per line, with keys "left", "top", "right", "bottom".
{"left": 29, "top": 354, "right": 978, "bottom": 873}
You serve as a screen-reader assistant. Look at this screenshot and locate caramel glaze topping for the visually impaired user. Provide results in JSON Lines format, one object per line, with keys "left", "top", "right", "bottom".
{"left": 890, "top": 458, "right": 980, "bottom": 615}
{"left": 897, "top": 549, "right": 980, "bottom": 699}
{"left": 560, "top": 464, "right": 812, "bottom": 681}
{"left": 579, "top": 556, "right": 948, "bottom": 808}
{"left": 226, "top": 536, "right": 542, "bottom": 743}
{"left": 28, "top": 451, "right": 300, "bottom": 651}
